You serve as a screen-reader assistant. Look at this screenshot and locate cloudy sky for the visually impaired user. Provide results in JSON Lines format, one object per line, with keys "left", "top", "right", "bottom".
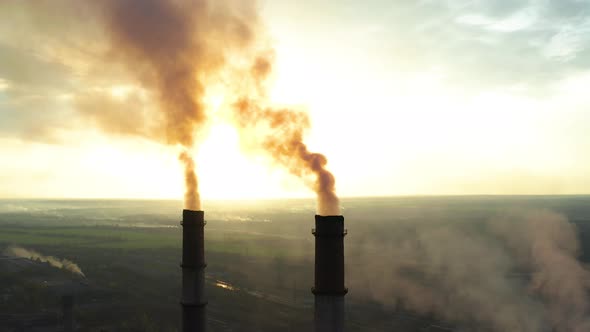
{"left": 0, "top": 0, "right": 589, "bottom": 199}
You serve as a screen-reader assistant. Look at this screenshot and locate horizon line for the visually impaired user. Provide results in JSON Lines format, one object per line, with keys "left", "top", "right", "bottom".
{"left": 1, "top": 193, "right": 590, "bottom": 201}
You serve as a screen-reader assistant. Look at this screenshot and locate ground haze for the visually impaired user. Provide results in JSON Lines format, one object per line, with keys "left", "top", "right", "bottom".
{"left": 1, "top": 196, "right": 590, "bottom": 331}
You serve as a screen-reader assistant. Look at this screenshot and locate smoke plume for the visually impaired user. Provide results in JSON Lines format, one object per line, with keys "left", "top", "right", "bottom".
{"left": 351, "top": 210, "right": 590, "bottom": 331}
{"left": 0, "top": 1, "right": 339, "bottom": 212}
{"left": 4, "top": 246, "right": 85, "bottom": 277}
{"left": 231, "top": 53, "right": 340, "bottom": 215}
{"left": 491, "top": 210, "right": 590, "bottom": 332}
{"left": 179, "top": 150, "right": 201, "bottom": 211}
{"left": 233, "top": 99, "right": 340, "bottom": 215}
{"left": 0, "top": 0, "right": 262, "bottom": 209}
{"left": 95, "top": 0, "right": 261, "bottom": 210}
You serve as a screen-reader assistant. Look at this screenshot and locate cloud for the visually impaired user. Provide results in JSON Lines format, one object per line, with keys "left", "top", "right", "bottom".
{"left": 72, "top": 88, "right": 164, "bottom": 141}
{"left": 0, "top": 0, "right": 263, "bottom": 144}
{"left": 0, "top": 87, "right": 75, "bottom": 142}
{"left": 0, "top": 78, "right": 9, "bottom": 91}
{"left": 543, "top": 19, "right": 590, "bottom": 61}
{"left": 1, "top": 0, "right": 589, "bottom": 144}
{"left": 374, "top": 0, "right": 590, "bottom": 88}
{"left": 0, "top": 2, "right": 109, "bottom": 142}
{"left": 0, "top": 44, "right": 73, "bottom": 91}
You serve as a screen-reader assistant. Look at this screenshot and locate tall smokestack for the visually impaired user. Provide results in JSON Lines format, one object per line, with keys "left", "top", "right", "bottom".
{"left": 61, "top": 295, "right": 74, "bottom": 332}
{"left": 312, "top": 215, "right": 347, "bottom": 332}
{"left": 181, "top": 209, "right": 207, "bottom": 332}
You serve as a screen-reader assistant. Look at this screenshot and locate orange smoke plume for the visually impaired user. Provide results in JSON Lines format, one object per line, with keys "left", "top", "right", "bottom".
{"left": 231, "top": 51, "right": 340, "bottom": 215}
{"left": 233, "top": 99, "right": 340, "bottom": 216}
{"left": 95, "top": 0, "right": 261, "bottom": 209}
{"left": 178, "top": 151, "right": 201, "bottom": 211}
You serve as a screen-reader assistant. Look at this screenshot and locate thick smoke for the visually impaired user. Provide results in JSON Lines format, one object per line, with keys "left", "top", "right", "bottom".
{"left": 231, "top": 54, "right": 340, "bottom": 215}
{"left": 95, "top": 0, "right": 259, "bottom": 210}
{"left": 179, "top": 150, "right": 200, "bottom": 210}
{"left": 0, "top": 0, "right": 338, "bottom": 213}
{"left": 73, "top": 89, "right": 161, "bottom": 141}
{"left": 1, "top": 0, "right": 261, "bottom": 209}
{"left": 491, "top": 211, "right": 590, "bottom": 332}
{"left": 233, "top": 99, "right": 339, "bottom": 215}
{"left": 351, "top": 210, "right": 590, "bottom": 331}
{"left": 100, "top": 0, "right": 206, "bottom": 147}
{"left": 5, "top": 246, "right": 85, "bottom": 277}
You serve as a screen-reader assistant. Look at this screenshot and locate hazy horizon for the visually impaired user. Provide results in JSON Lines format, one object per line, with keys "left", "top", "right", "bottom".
{"left": 2, "top": 195, "right": 590, "bottom": 331}
{"left": 2, "top": 193, "right": 590, "bottom": 202}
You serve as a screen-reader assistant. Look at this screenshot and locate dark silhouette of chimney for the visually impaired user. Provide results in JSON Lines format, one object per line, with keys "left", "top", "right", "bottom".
{"left": 181, "top": 209, "right": 207, "bottom": 332}
{"left": 312, "top": 215, "right": 347, "bottom": 332}
{"left": 61, "top": 294, "right": 74, "bottom": 332}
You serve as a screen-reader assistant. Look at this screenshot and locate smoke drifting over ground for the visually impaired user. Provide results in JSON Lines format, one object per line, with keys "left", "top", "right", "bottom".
{"left": 492, "top": 211, "right": 590, "bottom": 332}
{"left": 4, "top": 246, "right": 85, "bottom": 277}
{"left": 351, "top": 210, "right": 590, "bottom": 332}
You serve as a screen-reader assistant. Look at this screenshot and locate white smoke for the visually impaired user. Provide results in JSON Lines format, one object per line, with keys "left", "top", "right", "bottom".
{"left": 4, "top": 246, "right": 85, "bottom": 277}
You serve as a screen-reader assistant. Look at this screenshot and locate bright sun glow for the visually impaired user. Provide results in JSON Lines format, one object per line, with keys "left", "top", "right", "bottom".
{"left": 195, "top": 122, "right": 308, "bottom": 200}
{"left": 1, "top": 1, "right": 589, "bottom": 200}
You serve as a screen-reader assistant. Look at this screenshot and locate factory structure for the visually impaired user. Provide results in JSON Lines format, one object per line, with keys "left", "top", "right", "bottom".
{"left": 312, "top": 215, "right": 347, "bottom": 332}
{"left": 181, "top": 209, "right": 208, "bottom": 332}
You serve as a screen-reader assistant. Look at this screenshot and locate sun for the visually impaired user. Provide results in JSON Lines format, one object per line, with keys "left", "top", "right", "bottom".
{"left": 194, "top": 122, "right": 309, "bottom": 201}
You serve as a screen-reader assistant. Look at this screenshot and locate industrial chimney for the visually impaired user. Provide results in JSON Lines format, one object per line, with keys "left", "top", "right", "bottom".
{"left": 312, "top": 215, "right": 347, "bottom": 332}
{"left": 181, "top": 209, "right": 207, "bottom": 332}
{"left": 61, "top": 294, "right": 74, "bottom": 332}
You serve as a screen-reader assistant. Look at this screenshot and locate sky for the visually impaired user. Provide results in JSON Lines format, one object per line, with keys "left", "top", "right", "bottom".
{"left": 0, "top": 0, "right": 589, "bottom": 200}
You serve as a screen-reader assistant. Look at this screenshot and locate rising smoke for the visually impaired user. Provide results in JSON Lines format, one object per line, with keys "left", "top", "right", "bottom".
{"left": 93, "top": 0, "right": 338, "bottom": 213}
{"left": 233, "top": 98, "right": 340, "bottom": 216}
{"left": 350, "top": 210, "right": 590, "bottom": 332}
{"left": 491, "top": 211, "right": 590, "bottom": 332}
{"left": 0, "top": 0, "right": 339, "bottom": 213}
{"left": 4, "top": 246, "right": 85, "bottom": 277}
{"left": 95, "top": 0, "right": 260, "bottom": 210}
{"left": 179, "top": 150, "right": 201, "bottom": 210}
{"left": 230, "top": 53, "right": 340, "bottom": 215}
